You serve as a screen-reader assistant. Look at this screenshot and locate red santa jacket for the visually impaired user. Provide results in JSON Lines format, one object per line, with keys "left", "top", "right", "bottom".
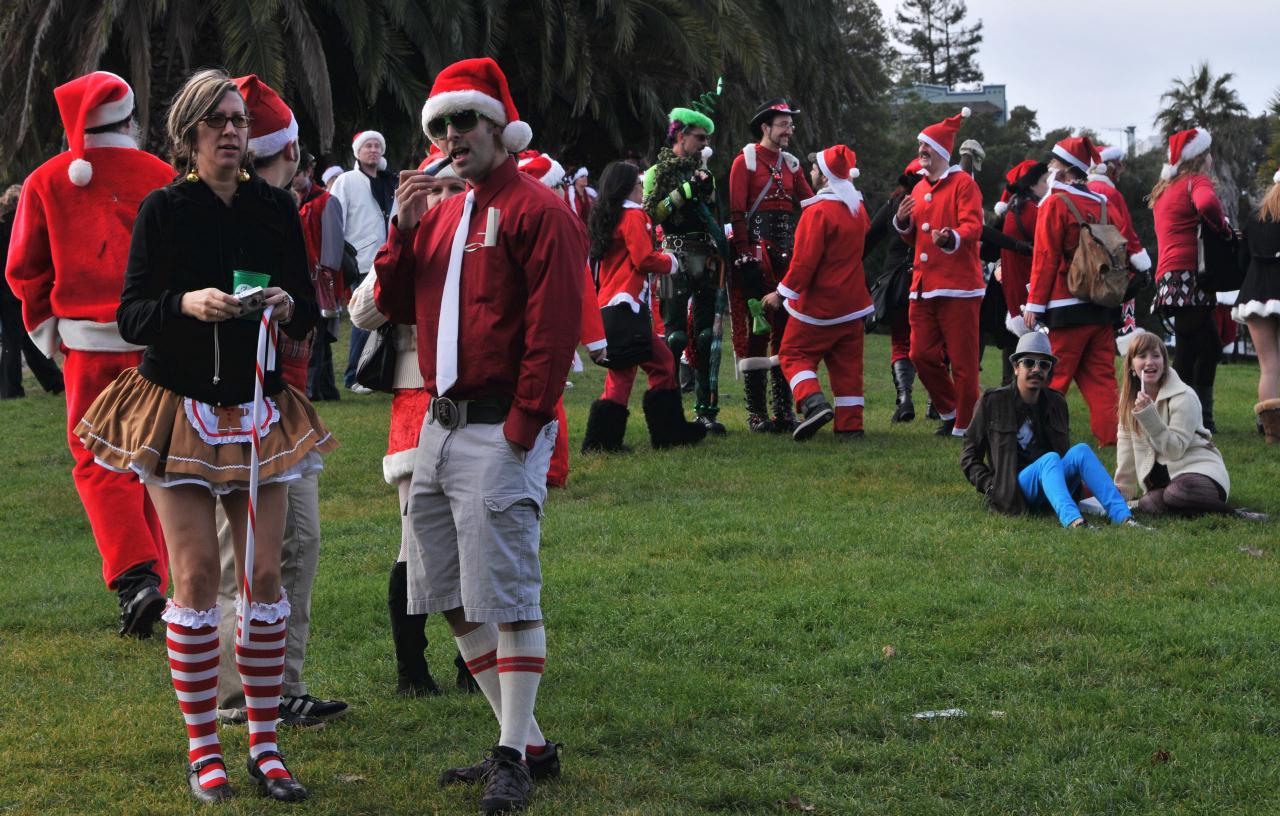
{"left": 1153, "top": 173, "right": 1229, "bottom": 278}
{"left": 373, "top": 158, "right": 587, "bottom": 449}
{"left": 728, "top": 143, "right": 814, "bottom": 256}
{"left": 5, "top": 136, "right": 174, "bottom": 355}
{"left": 595, "top": 203, "right": 677, "bottom": 312}
{"left": 894, "top": 166, "right": 984, "bottom": 298}
{"left": 1026, "top": 181, "right": 1126, "bottom": 325}
{"left": 776, "top": 193, "right": 873, "bottom": 325}
{"left": 1000, "top": 196, "right": 1039, "bottom": 318}
{"left": 579, "top": 262, "right": 605, "bottom": 352}
{"left": 1086, "top": 175, "right": 1152, "bottom": 272}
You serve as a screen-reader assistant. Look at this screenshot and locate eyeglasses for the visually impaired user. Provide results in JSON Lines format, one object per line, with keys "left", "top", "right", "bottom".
{"left": 1018, "top": 358, "right": 1053, "bottom": 372}
{"left": 769, "top": 122, "right": 797, "bottom": 132}
{"left": 426, "top": 110, "right": 481, "bottom": 140}
{"left": 201, "top": 113, "right": 252, "bottom": 130}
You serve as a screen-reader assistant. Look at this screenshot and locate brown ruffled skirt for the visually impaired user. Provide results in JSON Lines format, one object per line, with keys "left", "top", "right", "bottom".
{"left": 76, "top": 368, "right": 338, "bottom": 494}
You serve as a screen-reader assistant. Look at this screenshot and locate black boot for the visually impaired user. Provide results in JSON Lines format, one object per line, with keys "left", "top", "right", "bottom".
{"left": 769, "top": 366, "right": 797, "bottom": 432}
{"left": 890, "top": 359, "right": 916, "bottom": 423}
{"left": 388, "top": 562, "right": 439, "bottom": 696}
{"left": 793, "top": 392, "right": 834, "bottom": 441}
{"left": 455, "top": 652, "right": 480, "bottom": 693}
{"left": 580, "top": 399, "right": 631, "bottom": 453}
{"left": 114, "top": 561, "right": 164, "bottom": 639}
{"left": 743, "top": 370, "right": 774, "bottom": 433}
{"left": 643, "top": 388, "right": 708, "bottom": 449}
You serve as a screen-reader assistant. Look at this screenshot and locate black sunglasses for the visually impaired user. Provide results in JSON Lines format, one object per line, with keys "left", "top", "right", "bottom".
{"left": 426, "top": 110, "right": 481, "bottom": 140}
{"left": 201, "top": 113, "right": 252, "bottom": 130}
{"left": 1018, "top": 358, "right": 1053, "bottom": 372}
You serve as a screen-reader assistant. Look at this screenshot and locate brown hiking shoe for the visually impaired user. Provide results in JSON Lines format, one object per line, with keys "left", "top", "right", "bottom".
{"left": 438, "top": 742, "right": 561, "bottom": 787}
{"left": 478, "top": 746, "right": 532, "bottom": 815}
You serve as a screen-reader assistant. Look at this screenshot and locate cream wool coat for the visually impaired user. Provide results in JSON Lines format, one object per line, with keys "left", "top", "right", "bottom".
{"left": 1114, "top": 368, "right": 1230, "bottom": 500}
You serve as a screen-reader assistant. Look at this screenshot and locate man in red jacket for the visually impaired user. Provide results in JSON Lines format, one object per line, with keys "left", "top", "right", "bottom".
{"left": 764, "top": 145, "right": 874, "bottom": 441}
{"left": 728, "top": 98, "right": 814, "bottom": 432}
{"left": 374, "top": 58, "right": 584, "bottom": 816}
{"left": 1023, "top": 136, "right": 1134, "bottom": 447}
{"left": 5, "top": 71, "right": 174, "bottom": 637}
{"left": 893, "top": 107, "right": 984, "bottom": 437}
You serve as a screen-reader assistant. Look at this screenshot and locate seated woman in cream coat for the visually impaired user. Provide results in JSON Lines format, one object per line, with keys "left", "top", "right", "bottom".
{"left": 1115, "top": 333, "right": 1264, "bottom": 520}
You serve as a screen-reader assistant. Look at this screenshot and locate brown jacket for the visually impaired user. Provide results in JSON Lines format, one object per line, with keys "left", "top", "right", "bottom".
{"left": 961, "top": 385, "right": 1071, "bottom": 514}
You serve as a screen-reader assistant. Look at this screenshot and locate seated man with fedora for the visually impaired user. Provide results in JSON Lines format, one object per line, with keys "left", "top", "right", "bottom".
{"left": 961, "top": 332, "right": 1145, "bottom": 529}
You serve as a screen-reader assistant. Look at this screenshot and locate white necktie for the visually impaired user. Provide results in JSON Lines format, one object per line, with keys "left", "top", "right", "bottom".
{"left": 435, "top": 190, "right": 475, "bottom": 396}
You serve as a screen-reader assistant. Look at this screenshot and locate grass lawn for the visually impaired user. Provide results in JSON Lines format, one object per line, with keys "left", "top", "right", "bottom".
{"left": 1, "top": 332, "right": 1277, "bottom": 815}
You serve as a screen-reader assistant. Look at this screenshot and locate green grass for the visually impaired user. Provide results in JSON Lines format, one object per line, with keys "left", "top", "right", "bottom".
{"left": 1, "top": 333, "right": 1277, "bottom": 815}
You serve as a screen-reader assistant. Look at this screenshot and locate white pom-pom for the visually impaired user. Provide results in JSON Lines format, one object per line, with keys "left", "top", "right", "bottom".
{"left": 501, "top": 120, "right": 533, "bottom": 153}
{"left": 994, "top": 200, "right": 1009, "bottom": 217}
{"left": 1273, "top": 168, "right": 1280, "bottom": 184}
{"left": 960, "top": 106, "right": 971, "bottom": 118}
{"left": 701, "top": 146, "right": 713, "bottom": 161}
{"left": 68, "top": 158, "right": 92, "bottom": 187}
{"left": 378, "top": 156, "right": 387, "bottom": 171}
{"left": 921, "top": 222, "right": 931, "bottom": 233}
{"left": 848, "top": 168, "right": 860, "bottom": 180}
{"left": 1160, "top": 163, "right": 1178, "bottom": 181}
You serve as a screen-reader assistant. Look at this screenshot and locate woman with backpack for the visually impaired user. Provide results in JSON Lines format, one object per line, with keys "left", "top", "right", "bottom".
{"left": 1149, "top": 127, "right": 1232, "bottom": 431}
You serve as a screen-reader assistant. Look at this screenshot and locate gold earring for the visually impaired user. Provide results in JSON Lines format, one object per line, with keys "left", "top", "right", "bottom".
{"left": 237, "top": 168, "right": 250, "bottom": 182}
{"left": 185, "top": 166, "right": 199, "bottom": 183}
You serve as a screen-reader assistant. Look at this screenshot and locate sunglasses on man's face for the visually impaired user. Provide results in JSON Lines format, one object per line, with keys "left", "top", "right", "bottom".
{"left": 426, "top": 110, "right": 481, "bottom": 140}
{"left": 201, "top": 113, "right": 252, "bottom": 130}
{"left": 1019, "top": 358, "right": 1053, "bottom": 372}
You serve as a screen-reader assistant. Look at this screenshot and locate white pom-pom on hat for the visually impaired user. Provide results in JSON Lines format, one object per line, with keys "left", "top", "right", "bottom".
{"left": 849, "top": 168, "right": 860, "bottom": 180}
{"left": 961, "top": 107, "right": 971, "bottom": 118}
{"left": 68, "top": 158, "right": 93, "bottom": 187}
{"left": 501, "top": 120, "right": 532, "bottom": 153}
{"left": 994, "top": 200, "right": 1009, "bottom": 217}
{"left": 1274, "top": 167, "right": 1280, "bottom": 184}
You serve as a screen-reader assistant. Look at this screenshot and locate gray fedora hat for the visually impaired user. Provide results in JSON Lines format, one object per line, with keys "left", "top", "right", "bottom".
{"left": 1010, "top": 330, "right": 1058, "bottom": 364}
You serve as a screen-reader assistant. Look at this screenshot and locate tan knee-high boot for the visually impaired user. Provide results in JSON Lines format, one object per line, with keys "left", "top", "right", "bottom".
{"left": 1256, "top": 399, "right": 1280, "bottom": 444}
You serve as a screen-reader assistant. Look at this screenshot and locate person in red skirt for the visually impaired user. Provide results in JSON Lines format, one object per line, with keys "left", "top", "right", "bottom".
{"left": 580, "top": 160, "right": 707, "bottom": 451}
{"left": 764, "top": 145, "right": 874, "bottom": 441}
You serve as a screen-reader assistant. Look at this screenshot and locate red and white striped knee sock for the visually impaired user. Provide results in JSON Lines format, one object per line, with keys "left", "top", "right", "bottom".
{"left": 236, "top": 594, "right": 291, "bottom": 779}
{"left": 163, "top": 603, "right": 227, "bottom": 791}
{"left": 456, "top": 624, "right": 546, "bottom": 754}
{"left": 497, "top": 627, "right": 547, "bottom": 758}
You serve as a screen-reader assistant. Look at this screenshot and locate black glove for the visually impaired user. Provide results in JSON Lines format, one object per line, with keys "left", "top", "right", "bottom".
{"left": 1015, "top": 241, "right": 1033, "bottom": 256}
{"left": 687, "top": 171, "right": 714, "bottom": 200}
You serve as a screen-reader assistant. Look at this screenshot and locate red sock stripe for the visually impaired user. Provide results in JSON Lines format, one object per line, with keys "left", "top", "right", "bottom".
{"left": 235, "top": 615, "right": 287, "bottom": 778}
{"left": 166, "top": 621, "right": 224, "bottom": 779}
{"left": 496, "top": 656, "right": 546, "bottom": 674}
{"left": 467, "top": 649, "right": 499, "bottom": 674}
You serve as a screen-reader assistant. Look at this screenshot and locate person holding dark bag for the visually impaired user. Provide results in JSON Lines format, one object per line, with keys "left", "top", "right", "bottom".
{"left": 581, "top": 161, "right": 706, "bottom": 452}
{"left": 74, "top": 68, "right": 335, "bottom": 803}
{"left": 1150, "top": 127, "right": 1231, "bottom": 431}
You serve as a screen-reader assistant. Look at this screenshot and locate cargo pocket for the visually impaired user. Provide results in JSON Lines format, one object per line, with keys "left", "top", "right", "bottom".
{"left": 482, "top": 493, "right": 542, "bottom": 608}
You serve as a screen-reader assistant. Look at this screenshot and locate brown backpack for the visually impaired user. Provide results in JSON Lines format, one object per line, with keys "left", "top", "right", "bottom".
{"left": 1056, "top": 193, "right": 1129, "bottom": 308}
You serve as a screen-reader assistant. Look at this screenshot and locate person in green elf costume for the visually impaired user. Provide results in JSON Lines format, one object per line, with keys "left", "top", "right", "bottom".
{"left": 643, "top": 84, "right": 730, "bottom": 435}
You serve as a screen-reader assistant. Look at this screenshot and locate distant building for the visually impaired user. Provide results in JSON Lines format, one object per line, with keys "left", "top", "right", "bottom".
{"left": 892, "top": 83, "right": 1008, "bottom": 124}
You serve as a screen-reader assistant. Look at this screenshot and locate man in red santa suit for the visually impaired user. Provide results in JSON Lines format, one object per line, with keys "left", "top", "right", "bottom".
{"left": 1023, "top": 136, "right": 1139, "bottom": 447}
{"left": 516, "top": 151, "right": 607, "bottom": 488}
{"left": 5, "top": 71, "right": 174, "bottom": 637}
{"left": 893, "top": 107, "right": 984, "bottom": 437}
{"left": 375, "top": 57, "right": 583, "bottom": 815}
{"left": 1086, "top": 144, "right": 1153, "bottom": 356}
{"left": 728, "top": 98, "right": 815, "bottom": 432}
{"left": 763, "top": 145, "right": 874, "bottom": 441}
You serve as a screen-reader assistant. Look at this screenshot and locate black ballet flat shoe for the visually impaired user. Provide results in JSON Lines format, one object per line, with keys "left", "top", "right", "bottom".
{"left": 247, "top": 751, "right": 309, "bottom": 802}
{"left": 187, "top": 757, "right": 233, "bottom": 804}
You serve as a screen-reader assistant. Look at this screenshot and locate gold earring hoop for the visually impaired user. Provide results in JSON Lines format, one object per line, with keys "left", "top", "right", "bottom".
{"left": 237, "top": 168, "right": 251, "bottom": 182}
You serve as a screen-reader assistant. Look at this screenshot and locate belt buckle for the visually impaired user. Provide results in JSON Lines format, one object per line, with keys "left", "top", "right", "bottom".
{"left": 433, "top": 397, "right": 460, "bottom": 429}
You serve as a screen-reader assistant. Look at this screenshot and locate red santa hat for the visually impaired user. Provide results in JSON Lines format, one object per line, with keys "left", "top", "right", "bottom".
{"left": 517, "top": 152, "right": 566, "bottom": 188}
{"left": 421, "top": 57, "right": 532, "bottom": 153}
{"left": 1093, "top": 144, "right": 1125, "bottom": 171}
{"left": 917, "top": 107, "right": 970, "bottom": 163}
{"left": 808, "top": 145, "right": 863, "bottom": 216}
{"left": 1051, "top": 136, "right": 1099, "bottom": 176}
{"left": 994, "top": 159, "right": 1042, "bottom": 217}
{"left": 352, "top": 130, "right": 388, "bottom": 171}
{"left": 321, "top": 165, "right": 343, "bottom": 186}
{"left": 1161, "top": 127, "right": 1211, "bottom": 180}
{"left": 233, "top": 75, "right": 297, "bottom": 159}
{"left": 53, "top": 71, "right": 136, "bottom": 187}
{"left": 904, "top": 158, "right": 924, "bottom": 176}
{"left": 418, "top": 145, "right": 459, "bottom": 179}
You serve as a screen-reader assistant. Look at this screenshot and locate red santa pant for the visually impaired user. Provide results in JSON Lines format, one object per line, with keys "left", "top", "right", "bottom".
{"left": 547, "top": 397, "right": 570, "bottom": 488}
{"left": 64, "top": 349, "right": 168, "bottom": 589}
{"left": 908, "top": 296, "right": 981, "bottom": 431}
{"left": 1047, "top": 322, "right": 1118, "bottom": 447}
{"left": 778, "top": 317, "right": 865, "bottom": 432}
{"left": 600, "top": 333, "right": 678, "bottom": 405}
{"left": 889, "top": 310, "right": 911, "bottom": 364}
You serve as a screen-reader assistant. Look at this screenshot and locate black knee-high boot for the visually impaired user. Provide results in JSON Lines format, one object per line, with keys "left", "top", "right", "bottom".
{"left": 388, "top": 561, "right": 439, "bottom": 696}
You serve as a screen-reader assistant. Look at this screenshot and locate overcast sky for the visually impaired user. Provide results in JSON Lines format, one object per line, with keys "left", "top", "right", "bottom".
{"left": 872, "top": 0, "right": 1277, "bottom": 144}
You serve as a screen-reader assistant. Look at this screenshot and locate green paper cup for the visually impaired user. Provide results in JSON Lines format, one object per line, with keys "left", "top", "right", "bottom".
{"left": 232, "top": 270, "right": 271, "bottom": 321}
